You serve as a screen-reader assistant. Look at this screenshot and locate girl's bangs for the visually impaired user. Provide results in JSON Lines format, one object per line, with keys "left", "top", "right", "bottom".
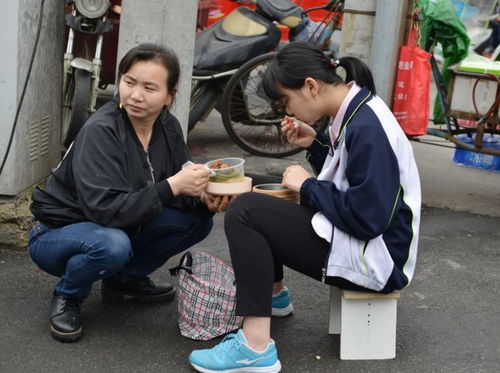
{"left": 262, "top": 64, "right": 285, "bottom": 101}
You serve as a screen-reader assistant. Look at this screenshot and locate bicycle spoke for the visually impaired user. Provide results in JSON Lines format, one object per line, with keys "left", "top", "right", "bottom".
{"left": 221, "top": 53, "right": 327, "bottom": 157}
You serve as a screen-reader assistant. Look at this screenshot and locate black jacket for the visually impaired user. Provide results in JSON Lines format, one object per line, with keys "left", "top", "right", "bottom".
{"left": 31, "top": 98, "right": 210, "bottom": 230}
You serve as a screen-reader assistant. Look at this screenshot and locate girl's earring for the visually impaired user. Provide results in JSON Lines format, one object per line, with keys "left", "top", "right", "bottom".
{"left": 119, "top": 102, "right": 123, "bottom": 109}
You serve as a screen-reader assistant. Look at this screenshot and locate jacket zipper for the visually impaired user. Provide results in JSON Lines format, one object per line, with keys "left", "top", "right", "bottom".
{"left": 145, "top": 151, "right": 155, "bottom": 183}
{"left": 320, "top": 91, "right": 372, "bottom": 283}
{"left": 322, "top": 229, "right": 335, "bottom": 283}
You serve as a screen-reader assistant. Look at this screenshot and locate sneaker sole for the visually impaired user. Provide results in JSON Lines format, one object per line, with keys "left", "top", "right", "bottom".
{"left": 101, "top": 287, "right": 176, "bottom": 304}
{"left": 50, "top": 325, "right": 82, "bottom": 343}
{"left": 271, "top": 303, "right": 294, "bottom": 317}
{"left": 190, "top": 360, "right": 281, "bottom": 373}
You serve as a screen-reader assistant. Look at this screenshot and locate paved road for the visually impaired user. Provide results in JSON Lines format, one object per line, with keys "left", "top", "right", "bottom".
{"left": 1, "top": 208, "right": 499, "bottom": 372}
{"left": 1, "top": 112, "right": 499, "bottom": 372}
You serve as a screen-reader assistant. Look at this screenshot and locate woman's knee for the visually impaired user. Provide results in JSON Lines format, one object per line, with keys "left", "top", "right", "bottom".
{"left": 226, "top": 192, "right": 253, "bottom": 216}
{"left": 189, "top": 214, "right": 213, "bottom": 243}
{"left": 90, "top": 229, "right": 131, "bottom": 268}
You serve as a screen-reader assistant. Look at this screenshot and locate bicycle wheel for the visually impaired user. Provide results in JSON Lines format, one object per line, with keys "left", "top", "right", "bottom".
{"left": 221, "top": 53, "right": 328, "bottom": 158}
{"left": 62, "top": 68, "right": 91, "bottom": 148}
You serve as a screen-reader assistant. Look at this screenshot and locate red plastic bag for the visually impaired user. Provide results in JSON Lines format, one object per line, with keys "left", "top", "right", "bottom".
{"left": 392, "top": 23, "right": 432, "bottom": 136}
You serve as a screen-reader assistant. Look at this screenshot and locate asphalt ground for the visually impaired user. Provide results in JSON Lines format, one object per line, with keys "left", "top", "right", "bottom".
{"left": 1, "top": 111, "right": 499, "bottom": 372}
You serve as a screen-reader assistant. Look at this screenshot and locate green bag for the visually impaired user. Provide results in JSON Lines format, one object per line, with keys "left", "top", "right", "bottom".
{"left": 418, "top": 0, "right": 471, "bottom": 122}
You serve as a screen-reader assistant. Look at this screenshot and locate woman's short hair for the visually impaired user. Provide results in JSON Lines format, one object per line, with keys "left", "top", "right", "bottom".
{"left": 118, "top": 43, "right": 180, "bottom": 95}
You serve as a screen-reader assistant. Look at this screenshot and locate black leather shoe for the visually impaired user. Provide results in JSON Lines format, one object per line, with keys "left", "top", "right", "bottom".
{"left": 101, "top": 274, "right": 175, "bottom": 304}
{"left": 49, "top": 293, "right": 83, "bottom": 343}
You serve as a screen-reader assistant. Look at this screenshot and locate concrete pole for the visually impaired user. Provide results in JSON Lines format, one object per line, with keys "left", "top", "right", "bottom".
{"left": 117, "top": 0, "right": 197, "bottom": 138}
{"left": 369, "top": 0, "right": 408, "bottom": 106}
{"left": 339, "top": 0, "right": 376, "bottom": 64}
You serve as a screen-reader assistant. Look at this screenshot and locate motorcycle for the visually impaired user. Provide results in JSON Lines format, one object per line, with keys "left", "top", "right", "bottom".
{"left": 62, "top": 0, "right": 121, "bottom": 149}
{"left": 189, "top": 0, "right": 343, "bottom": 157}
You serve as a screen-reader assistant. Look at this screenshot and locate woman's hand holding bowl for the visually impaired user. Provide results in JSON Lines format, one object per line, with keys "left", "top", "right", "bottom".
{"left": 282, "top": 164, "right": 312, "bottom": 192}
{"left": 201, "top": 193, "right": 235, "bottom": 213}
{"left": 168, "top": 164, "right": 210, "bottom": 196}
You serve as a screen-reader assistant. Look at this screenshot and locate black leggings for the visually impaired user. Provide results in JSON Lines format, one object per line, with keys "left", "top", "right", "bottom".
{"left": 225, "top": 192, "right": 368, "bottom": 317}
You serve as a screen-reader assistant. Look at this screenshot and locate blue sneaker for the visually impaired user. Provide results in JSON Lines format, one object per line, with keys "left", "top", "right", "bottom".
{"left": 189, "top": 329, "right": 281, "bottom": 373}
{"left": 271, "top": 288, "right": 294, "bottom": 317}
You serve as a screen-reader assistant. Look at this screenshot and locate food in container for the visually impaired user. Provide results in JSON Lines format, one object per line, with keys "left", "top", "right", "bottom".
{"left": 206, "top": 157, "right": 245, "bottom": 183}
{"left": 252, "top": 183, "right": 299, "bottom": 204}
{"left": 205, "top": 157, "right": 251, "bottom": 195}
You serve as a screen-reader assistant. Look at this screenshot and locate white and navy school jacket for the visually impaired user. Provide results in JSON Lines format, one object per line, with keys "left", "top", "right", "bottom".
{"left": 300, "top": 87, "right": 421, "bottom": 293}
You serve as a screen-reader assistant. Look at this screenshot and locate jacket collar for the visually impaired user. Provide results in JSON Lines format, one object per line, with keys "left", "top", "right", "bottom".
{"left": 333, "top": 87, "right": 373, "bottom": 149}
{"left": 341, "top": 87, "right": 373, "bottom": 128}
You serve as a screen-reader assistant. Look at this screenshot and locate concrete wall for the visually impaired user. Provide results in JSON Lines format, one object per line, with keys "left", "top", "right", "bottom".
{"left": 0, "top": 0, "right": 64, "bottom": 196}
{"left": 1, "top": 1, "right": 19, "bottom": 177}
{"left": 0, "top": 0, "right": 64, "bottom": 249}
{"left": 117, "top": 0, "right": 197, "bottom": 138}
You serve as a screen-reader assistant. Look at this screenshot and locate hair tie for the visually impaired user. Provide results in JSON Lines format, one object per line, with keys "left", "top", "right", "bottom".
{"left": 330, "top": 59, "right": 340, "bottom": 68}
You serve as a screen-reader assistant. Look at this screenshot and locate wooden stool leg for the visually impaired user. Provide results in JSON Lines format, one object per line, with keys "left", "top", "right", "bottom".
{"left": 328, "top": 286, "right": 341, "bottom": 334}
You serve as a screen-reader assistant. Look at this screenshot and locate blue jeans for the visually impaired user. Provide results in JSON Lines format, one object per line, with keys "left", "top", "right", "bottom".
{"left": 28, "top": 207, "right": 213, "bottom": 299}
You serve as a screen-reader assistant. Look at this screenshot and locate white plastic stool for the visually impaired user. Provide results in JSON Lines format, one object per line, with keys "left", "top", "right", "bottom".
{"left": 328, "top": 287, "right": 400, "bottom": 360}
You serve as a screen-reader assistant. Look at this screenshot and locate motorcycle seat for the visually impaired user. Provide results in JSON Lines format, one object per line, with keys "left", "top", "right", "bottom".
{"left": 257, "top": 0, "right": 303, "bottom": 28}
{"left": 193, "top": 7, "right": 281, "bottom": 73}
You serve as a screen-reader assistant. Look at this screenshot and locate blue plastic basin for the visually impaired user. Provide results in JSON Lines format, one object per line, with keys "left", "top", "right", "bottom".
{"left": 452, "top": 134, "right": 500, "bottom": 172}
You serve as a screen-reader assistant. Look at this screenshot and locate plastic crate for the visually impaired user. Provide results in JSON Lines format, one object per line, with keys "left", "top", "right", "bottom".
{"left": 452, "top": 134, "right": 500, "bottom": 171}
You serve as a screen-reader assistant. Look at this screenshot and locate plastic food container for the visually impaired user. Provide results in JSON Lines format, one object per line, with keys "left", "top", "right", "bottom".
{"left": 206, "top": 158, "right": 245, "bottom": 183}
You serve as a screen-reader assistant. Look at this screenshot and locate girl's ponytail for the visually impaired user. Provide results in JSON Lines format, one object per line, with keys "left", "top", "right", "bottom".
{"left": 337, "top": 57, "right": 376, "bottom": 94}
{"left": 262, "top": 42, "right": 377, "bottom": 100}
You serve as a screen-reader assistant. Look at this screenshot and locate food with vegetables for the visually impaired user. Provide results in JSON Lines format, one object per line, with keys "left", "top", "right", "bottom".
{"left": 207, "top": 158, "right": 245, "bottom": 183}
{"left": 209, "top": 169, "right": 241, "bottom": 183}
{"left": 209, "top": 160, "right": 230, "bottom": 170}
